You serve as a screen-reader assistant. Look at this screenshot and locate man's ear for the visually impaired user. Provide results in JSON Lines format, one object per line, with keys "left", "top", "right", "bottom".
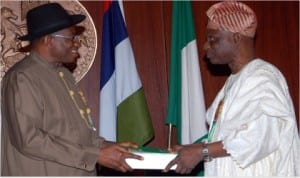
{"left": 233, "top": 33, "right": 242, "bottom": 44}
{"left": 42, "top": 35, "right": 52, "bottom": 46}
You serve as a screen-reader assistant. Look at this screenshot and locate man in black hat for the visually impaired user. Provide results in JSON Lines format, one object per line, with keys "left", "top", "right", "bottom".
{"left": 1, "top": 3, "right": 142, "bottom": 176}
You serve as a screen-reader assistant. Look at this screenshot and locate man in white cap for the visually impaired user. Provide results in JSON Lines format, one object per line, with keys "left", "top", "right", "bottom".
{"left": 164, "top": 1, "right": 300, "bottom": 176}
{"left": 1, "top": 3, "right": 142, "bottom": 176}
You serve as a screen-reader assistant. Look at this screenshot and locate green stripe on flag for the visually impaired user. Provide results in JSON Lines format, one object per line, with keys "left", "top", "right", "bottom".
{"left": 117, "top": 88, "right": 154, "bottom": 146}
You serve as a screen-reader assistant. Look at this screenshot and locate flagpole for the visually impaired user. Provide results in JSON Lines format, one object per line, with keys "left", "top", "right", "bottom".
{"left": 167, "top": 124, "right": 172, "bottom": 150}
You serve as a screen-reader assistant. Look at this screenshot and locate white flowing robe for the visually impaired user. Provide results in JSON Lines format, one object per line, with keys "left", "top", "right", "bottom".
{"left": 205, "top": 59, "right": 300, "bottom": 176}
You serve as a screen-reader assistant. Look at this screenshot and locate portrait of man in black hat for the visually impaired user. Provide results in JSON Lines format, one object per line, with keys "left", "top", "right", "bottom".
{"left": 0, "top": 1, "right": 97, "bottom": 82}
{"left": 1, "top": 2, "right": 143, "bottom": 176}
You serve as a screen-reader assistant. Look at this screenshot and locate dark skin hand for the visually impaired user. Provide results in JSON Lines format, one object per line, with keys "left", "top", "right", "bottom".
{"left": 163, "top": 143, "right": 204, "bottom": 174}
{"left": 164, "top": 141, "right": 229, "bottom": 174}
{"left": 97, "top": 141, "right": 143, "bottom": 172}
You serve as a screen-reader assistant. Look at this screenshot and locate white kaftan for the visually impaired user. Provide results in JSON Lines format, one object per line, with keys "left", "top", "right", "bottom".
{"left": 204, "top": 59, "right": 300, "bottom": 176}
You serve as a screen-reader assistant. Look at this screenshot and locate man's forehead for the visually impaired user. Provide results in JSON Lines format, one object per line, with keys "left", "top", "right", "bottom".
{"left": 205, "top": 28, "right": 230, "bottom": 36}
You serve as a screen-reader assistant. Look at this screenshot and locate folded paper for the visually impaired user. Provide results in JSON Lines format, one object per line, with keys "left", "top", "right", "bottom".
{"left": 126, "top": 147, "right": 177, "bottom": 170}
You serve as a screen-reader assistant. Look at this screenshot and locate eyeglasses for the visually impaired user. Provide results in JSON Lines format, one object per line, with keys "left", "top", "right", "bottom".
{"left": 51, "top": 34, "right": 80, "bottom": 41}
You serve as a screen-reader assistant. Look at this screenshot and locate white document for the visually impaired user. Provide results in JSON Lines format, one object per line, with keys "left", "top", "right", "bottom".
{"left": 126, "top": 149, "right": 177, "bottom": 170}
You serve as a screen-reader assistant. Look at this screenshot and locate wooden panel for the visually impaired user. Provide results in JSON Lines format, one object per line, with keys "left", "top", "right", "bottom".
{"left": 124, "top": 1, "right": 170, "bottom": 147}
{"left": 79, "top": 1, "right": 299, "bottom": 150}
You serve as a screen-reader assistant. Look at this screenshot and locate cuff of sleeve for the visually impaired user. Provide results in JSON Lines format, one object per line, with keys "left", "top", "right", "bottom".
{"left": 77, "top": 146, "right": 99, "bottom": 171}
{"left": 222, "top": 139, "right": 251, "bottom": 169}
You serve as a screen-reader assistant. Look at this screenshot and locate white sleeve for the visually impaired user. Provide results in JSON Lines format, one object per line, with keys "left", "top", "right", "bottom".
{"left": 220, "top": 68, "right": 295, "bottom": 168}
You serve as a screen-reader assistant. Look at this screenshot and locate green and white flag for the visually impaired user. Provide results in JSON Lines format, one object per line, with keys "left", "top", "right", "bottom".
{"left": 100, "top": 1, "right": 154, "bottom": 146}
{"left": 166, "top": 1, "right": 207, "bottom": 145}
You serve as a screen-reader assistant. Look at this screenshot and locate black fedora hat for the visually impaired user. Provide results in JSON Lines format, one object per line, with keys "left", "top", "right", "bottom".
{"left": 18, "top": 3, "right": 86, "bottom": 41}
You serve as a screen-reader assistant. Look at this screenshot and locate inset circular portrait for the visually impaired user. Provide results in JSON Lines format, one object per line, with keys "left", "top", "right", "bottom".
{"left": 0, "top": 0, "right": 97, "bottom": 82}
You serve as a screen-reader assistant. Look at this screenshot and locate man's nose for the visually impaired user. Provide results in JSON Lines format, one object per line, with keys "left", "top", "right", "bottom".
{"left": 203, "top": 41, "right": 210, "bottom": 52}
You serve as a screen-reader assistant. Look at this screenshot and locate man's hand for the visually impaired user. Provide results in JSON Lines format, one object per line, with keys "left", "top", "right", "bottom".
{"left": 117, "top": 141, "right": 139, "bottom": 149}
{"left": 97, "top": 142, "right": 143, "bottom": 172}
{"left": 164, "top": 143, "right": 204, "bottom": 174}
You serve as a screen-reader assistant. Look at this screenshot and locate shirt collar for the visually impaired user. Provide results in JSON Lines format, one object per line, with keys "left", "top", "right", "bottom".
{"left": 30, "top": 51, "right": 63, "bottom": 70}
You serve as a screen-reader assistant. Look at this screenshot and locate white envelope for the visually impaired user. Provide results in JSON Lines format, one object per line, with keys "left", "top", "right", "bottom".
{"left": 126, "top": 149, "right": 177, "bottom": 170}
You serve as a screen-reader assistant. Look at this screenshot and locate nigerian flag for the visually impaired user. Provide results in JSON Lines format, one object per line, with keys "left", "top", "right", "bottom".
{"left": 166, "top": 1, "right": 207, "bottom": 145}
{"left": 100, "top": 1, "right": 154, "bottom": 146}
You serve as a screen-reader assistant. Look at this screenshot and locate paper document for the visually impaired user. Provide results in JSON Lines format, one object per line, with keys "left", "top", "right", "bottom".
{"left": 126, "top": 147, "right": 177, "bottom": 170}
